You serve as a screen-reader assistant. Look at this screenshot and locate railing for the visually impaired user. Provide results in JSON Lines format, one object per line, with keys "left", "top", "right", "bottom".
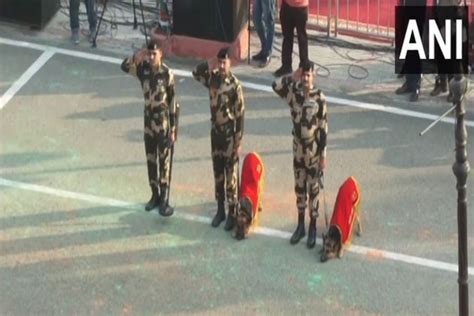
{"left": 275, "top": 0, "right": 473, "bottom": 43}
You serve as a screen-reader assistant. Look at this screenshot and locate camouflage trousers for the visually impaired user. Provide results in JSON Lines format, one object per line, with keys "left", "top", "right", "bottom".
{"left": 144, "top": 116, "right": 171, "bottom": 190}
{"left": 211, "top": 126, "right": 238, "bottom": 206}
{"left": 293, "top": 137, "right": 321, "bottom": 217}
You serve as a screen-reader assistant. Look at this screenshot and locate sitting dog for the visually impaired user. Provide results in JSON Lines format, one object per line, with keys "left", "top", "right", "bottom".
{"left": 320, "top": 176, "right": 362, "bottom": 262}
{"left": 234, "top": 152, "right": 264, "bottom": 240}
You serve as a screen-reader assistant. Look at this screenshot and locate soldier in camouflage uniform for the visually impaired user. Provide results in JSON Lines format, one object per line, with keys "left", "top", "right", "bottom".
{"left": 192, "top": 48, "right": 245, "bottom": 231}
{"left": 272, "top": 61, "right": 328, "bottom": 248}
{"left": 121, "top": 41, "right": 177, "bottom": 216}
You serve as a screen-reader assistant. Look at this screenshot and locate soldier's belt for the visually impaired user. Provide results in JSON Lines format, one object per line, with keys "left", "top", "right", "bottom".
{"left": 144, "top": 108, "right": 168, "bottom": 117}
{"left": 294, "top": 136, "right": 316, "bottom": 144}
{"left": 211, "top": 121, "right": 235, "bottom": 133}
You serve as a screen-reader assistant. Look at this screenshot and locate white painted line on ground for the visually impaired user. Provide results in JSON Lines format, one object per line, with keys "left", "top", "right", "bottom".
{"left": 0, "top": 177, "right": 137, "bottom": 209}
{"left": 1, "top": 177, "right": 472, "bottom": 276}
{"left": 1, "top": 37, "right": 472, "bottom": 127}
{"left": 0, "top": 37, "right": 48, "bottom": 51}
{"left": 0, "top": 49, "right": 55, "bottom": 110}
{"left": 326, "top": 95, "right": 470, "bottom": 126}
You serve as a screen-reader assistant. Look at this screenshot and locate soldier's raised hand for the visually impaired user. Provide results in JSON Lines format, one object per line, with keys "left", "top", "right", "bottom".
{"left": 292, "top": 68, "right": 303, "bottom": 81}
{"left": 134, "top": 49, "right": 148, "bottom": 63}
{"left": 207, "top": 57, "right": 218, "bottom": 72}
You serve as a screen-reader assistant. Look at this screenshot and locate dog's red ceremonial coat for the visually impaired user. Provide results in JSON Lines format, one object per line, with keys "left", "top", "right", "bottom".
{"left": 330, "top": 176, "right": 360, "bottom": 246}
{"left": 240, "top": 152, "right": 264, "bottom": 218}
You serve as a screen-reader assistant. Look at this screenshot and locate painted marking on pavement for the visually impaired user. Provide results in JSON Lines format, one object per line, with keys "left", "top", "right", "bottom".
{"left": 1, "top": 177, "right": 472, "bottom": 276}
{"left": 0, "top": 49, "right": 55, "bottom": 109}
{"left": 0, "top": 37, "right": 472, "bottom": 127}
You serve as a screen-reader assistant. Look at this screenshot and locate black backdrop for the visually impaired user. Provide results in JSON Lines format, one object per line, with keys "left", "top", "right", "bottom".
{"left": 173, "top": 0, "right": 248, "bottom": 43}
{"left": 0, "top": 0, "right": 60, "bottom": 29}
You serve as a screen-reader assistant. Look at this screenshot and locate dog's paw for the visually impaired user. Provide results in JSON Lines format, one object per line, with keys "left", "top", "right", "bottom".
{"left": 337, "top": 249, "right": 344, "bottom": 259}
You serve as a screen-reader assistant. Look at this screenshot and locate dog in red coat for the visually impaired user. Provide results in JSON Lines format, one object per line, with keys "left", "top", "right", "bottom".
{"left": 320, "top": 176, "right": 362, "bottom": 262}
{"left": 234, "top": 152, "right": 264, "bottom": 241}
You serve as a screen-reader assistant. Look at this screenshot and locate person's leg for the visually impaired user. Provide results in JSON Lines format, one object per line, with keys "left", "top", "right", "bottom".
{"left": 69, "top": 0, "right": 80, "bottom": 43}
{"left": 396, "top": 51, "right": 421, "bottom": 101}
{"left": 431, "top": 73, "right": 448, "bottom": 96}
{"left": 306, "top": 154, "right": 321, "bottom": 249}
{"left": 144, "top": 128, "right": 159, "bottom": 211}
{"left": 261, "top": 0, "right": 275, "bottom": 58}
{"left": 224, "top": 153, "right": 238, "bottom": 231}
{"left": 406, "top": 73, "right": 421, "bottom": 102}
{"left": 84, "top": 0, "right": 97, "bottom": 41}
{"left": 290, "top": 139, "right": 307, "bottom": 245}
{"left": 157, "top": 132, "right": 171, "bottom": 211}
{"left": 277, "top": 2, "right": 294, "bottom": 73}
{"left": 253, "top": 0, "right": 265, "bottom": 59}
{"left": 211, "top": 130, "right": 226, "bottom": 227}
{"left": 294, "top": 6, "right": 309, "bottom": 66}
{"left": 212, "top": 155, "right": 226, "bottom": 204}
{"left": 431, "top": 28, "right": 449, "bottom": 96}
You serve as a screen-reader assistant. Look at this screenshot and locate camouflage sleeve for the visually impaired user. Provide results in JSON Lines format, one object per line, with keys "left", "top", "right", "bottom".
{"left": 121, "top": 56, "right": 139, "bottom": 77}
{"left": 272, "top": 75, "right": 294, "bottom": 101}
{"left": 234, "top": 82, "right": 245, "bottom": 147}
{"left": 167, "top": 70, "right": 177, "bottom": 131}
{"left": 316, "top": 91, "right": 329, "bottom": 158}
{"left": 192, "top": 61, "right": 210, "bottom": 88}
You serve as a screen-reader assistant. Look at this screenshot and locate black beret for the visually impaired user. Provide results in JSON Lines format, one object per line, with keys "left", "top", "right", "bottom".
{"left": 147, "top": 41, "right": 161, "bottom": 51}
{"left": 301, "top": 60, "right": 314, "bottom": 72}
{"left": 217, "top": 47, "right": 230, "bottom": 59}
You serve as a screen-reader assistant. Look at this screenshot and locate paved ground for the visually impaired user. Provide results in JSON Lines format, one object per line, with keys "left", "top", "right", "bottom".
{"left": 1, "top": 3, "right": 474, "bottom": 315}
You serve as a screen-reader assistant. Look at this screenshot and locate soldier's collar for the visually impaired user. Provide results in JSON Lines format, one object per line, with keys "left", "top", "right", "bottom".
{"left": 308, "top": 87, "right": 318, "bottom": 96}
{"left": 152, "top": 63, "right": 165, "bottom": 73}
{"left": 299, "top": 84, "right": 317, "bottom": 95}
{"left": 220, "top": 72, "right": 232, "bottom": 84}
{"left": 211, "top": 71, "right": 232, "bottom": 85}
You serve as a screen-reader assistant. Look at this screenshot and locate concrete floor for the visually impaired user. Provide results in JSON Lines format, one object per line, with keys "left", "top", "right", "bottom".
{"left": 0, "top": 19, "right": 474, "bottom": 315}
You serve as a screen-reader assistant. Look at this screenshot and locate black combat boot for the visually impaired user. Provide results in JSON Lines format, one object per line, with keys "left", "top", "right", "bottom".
{"left": 307, "top": 213, "right": 318, "bottom": 249}
{"left": 158, "top": 185, "right": 174, "bottom": 217}
{"left": 290, "top": 211, "right": 306, "bottom": 245}
{"left": 224, "top": 204, "right": 236, "bottom": 231}
{"left": 430, "top": 78, "right": 448, "bottom": 96}
{"left": 145, "top": 186, "right": 159, "bottom": 211}
{"left": 211, "top": 198, "right": 226, "bottom": 227}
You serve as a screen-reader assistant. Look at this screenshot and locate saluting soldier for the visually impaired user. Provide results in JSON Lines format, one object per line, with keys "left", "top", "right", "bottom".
{"left": 121, "top": 41, "right": 177, "bottom": 216}
{"left": 193, "top": 48, "right": 245, "bottom": 231}
{"left": 272, "top": 61, "right": 328, "bottom": 248}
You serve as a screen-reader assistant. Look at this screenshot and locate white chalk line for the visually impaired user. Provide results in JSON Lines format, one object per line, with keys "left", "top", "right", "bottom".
{"left": 1, "top": 177, "right": 472, "bottom": 276}
{"left": 0, "top": 48, "right": 55, "bottom": 110}
{"left": 0, "top": 37, "right": 472, "bottom": 127}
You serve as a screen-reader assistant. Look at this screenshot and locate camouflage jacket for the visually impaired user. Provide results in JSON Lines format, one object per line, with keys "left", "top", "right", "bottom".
{"left": 192, "top": 62, "right": 245, "bottom": 144}
{"left": 272, "top": 75, "right": 328, "bottom": 158}
{"left": 121, "top": 56, "right": 177, "bottom": 131}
